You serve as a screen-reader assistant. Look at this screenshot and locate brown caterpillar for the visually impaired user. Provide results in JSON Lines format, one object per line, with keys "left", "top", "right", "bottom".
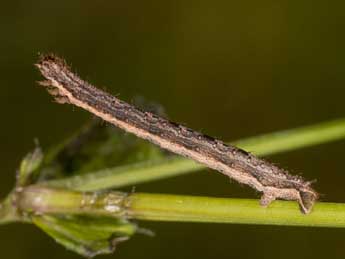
{"left": 36, "top": 54, "right": 318, "bottom": 213}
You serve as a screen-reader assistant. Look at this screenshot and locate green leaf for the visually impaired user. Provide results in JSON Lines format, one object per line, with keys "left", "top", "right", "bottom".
{"left": 33, "top": 215, "right": 136, "bottom": 257}
{"left": 17, "top": 146, "right": 44, "bottom": 186}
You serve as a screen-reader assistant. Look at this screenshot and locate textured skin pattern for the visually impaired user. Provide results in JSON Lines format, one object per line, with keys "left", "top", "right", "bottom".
{"left": 36, "top": 54, "right": 318, "bottom": 213}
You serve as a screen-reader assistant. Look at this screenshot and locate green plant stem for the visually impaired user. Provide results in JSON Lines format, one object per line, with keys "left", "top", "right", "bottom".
{"left": 0, "top": 193, "right": 22, "bottom": 225}
{"left": 17, "top": 186, "right": 127, "bottom": 217}
{"left": 16, "top": 186, "right": 345, "bottom": 228}
{"left": 129, "top": 194, "right": 345, "bottom": 228}
{"left": 46, "top": 159, "right": 200, "bottom": 191}
{"left": 234, "top": 117, "right": 345, "bottom": 155}
{"left": 45, "top": 118, "right": 345, "bottom": 191}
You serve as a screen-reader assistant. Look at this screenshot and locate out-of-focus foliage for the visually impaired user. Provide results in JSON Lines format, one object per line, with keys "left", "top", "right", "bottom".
{"left": 11, "top": 120, "right": 166, "bottom": 257}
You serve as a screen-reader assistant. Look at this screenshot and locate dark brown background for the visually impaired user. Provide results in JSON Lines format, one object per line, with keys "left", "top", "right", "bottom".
{"left": 1, "top": 1, "right": 345, "bottom": 258}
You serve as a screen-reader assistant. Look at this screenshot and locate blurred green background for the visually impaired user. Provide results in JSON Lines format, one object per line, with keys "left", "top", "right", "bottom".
{"left": 1, "top": 1, "right": 345, "bottom": 258}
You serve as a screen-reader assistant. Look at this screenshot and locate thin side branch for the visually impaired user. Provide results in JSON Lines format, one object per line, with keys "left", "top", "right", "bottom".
{"left": 43, "top": 118, "right": 345, "bottom": 192}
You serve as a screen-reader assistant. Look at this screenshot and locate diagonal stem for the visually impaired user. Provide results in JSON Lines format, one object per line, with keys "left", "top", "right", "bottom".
{"left": 43, "top": 118, "right": 345, "bottom": 191}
